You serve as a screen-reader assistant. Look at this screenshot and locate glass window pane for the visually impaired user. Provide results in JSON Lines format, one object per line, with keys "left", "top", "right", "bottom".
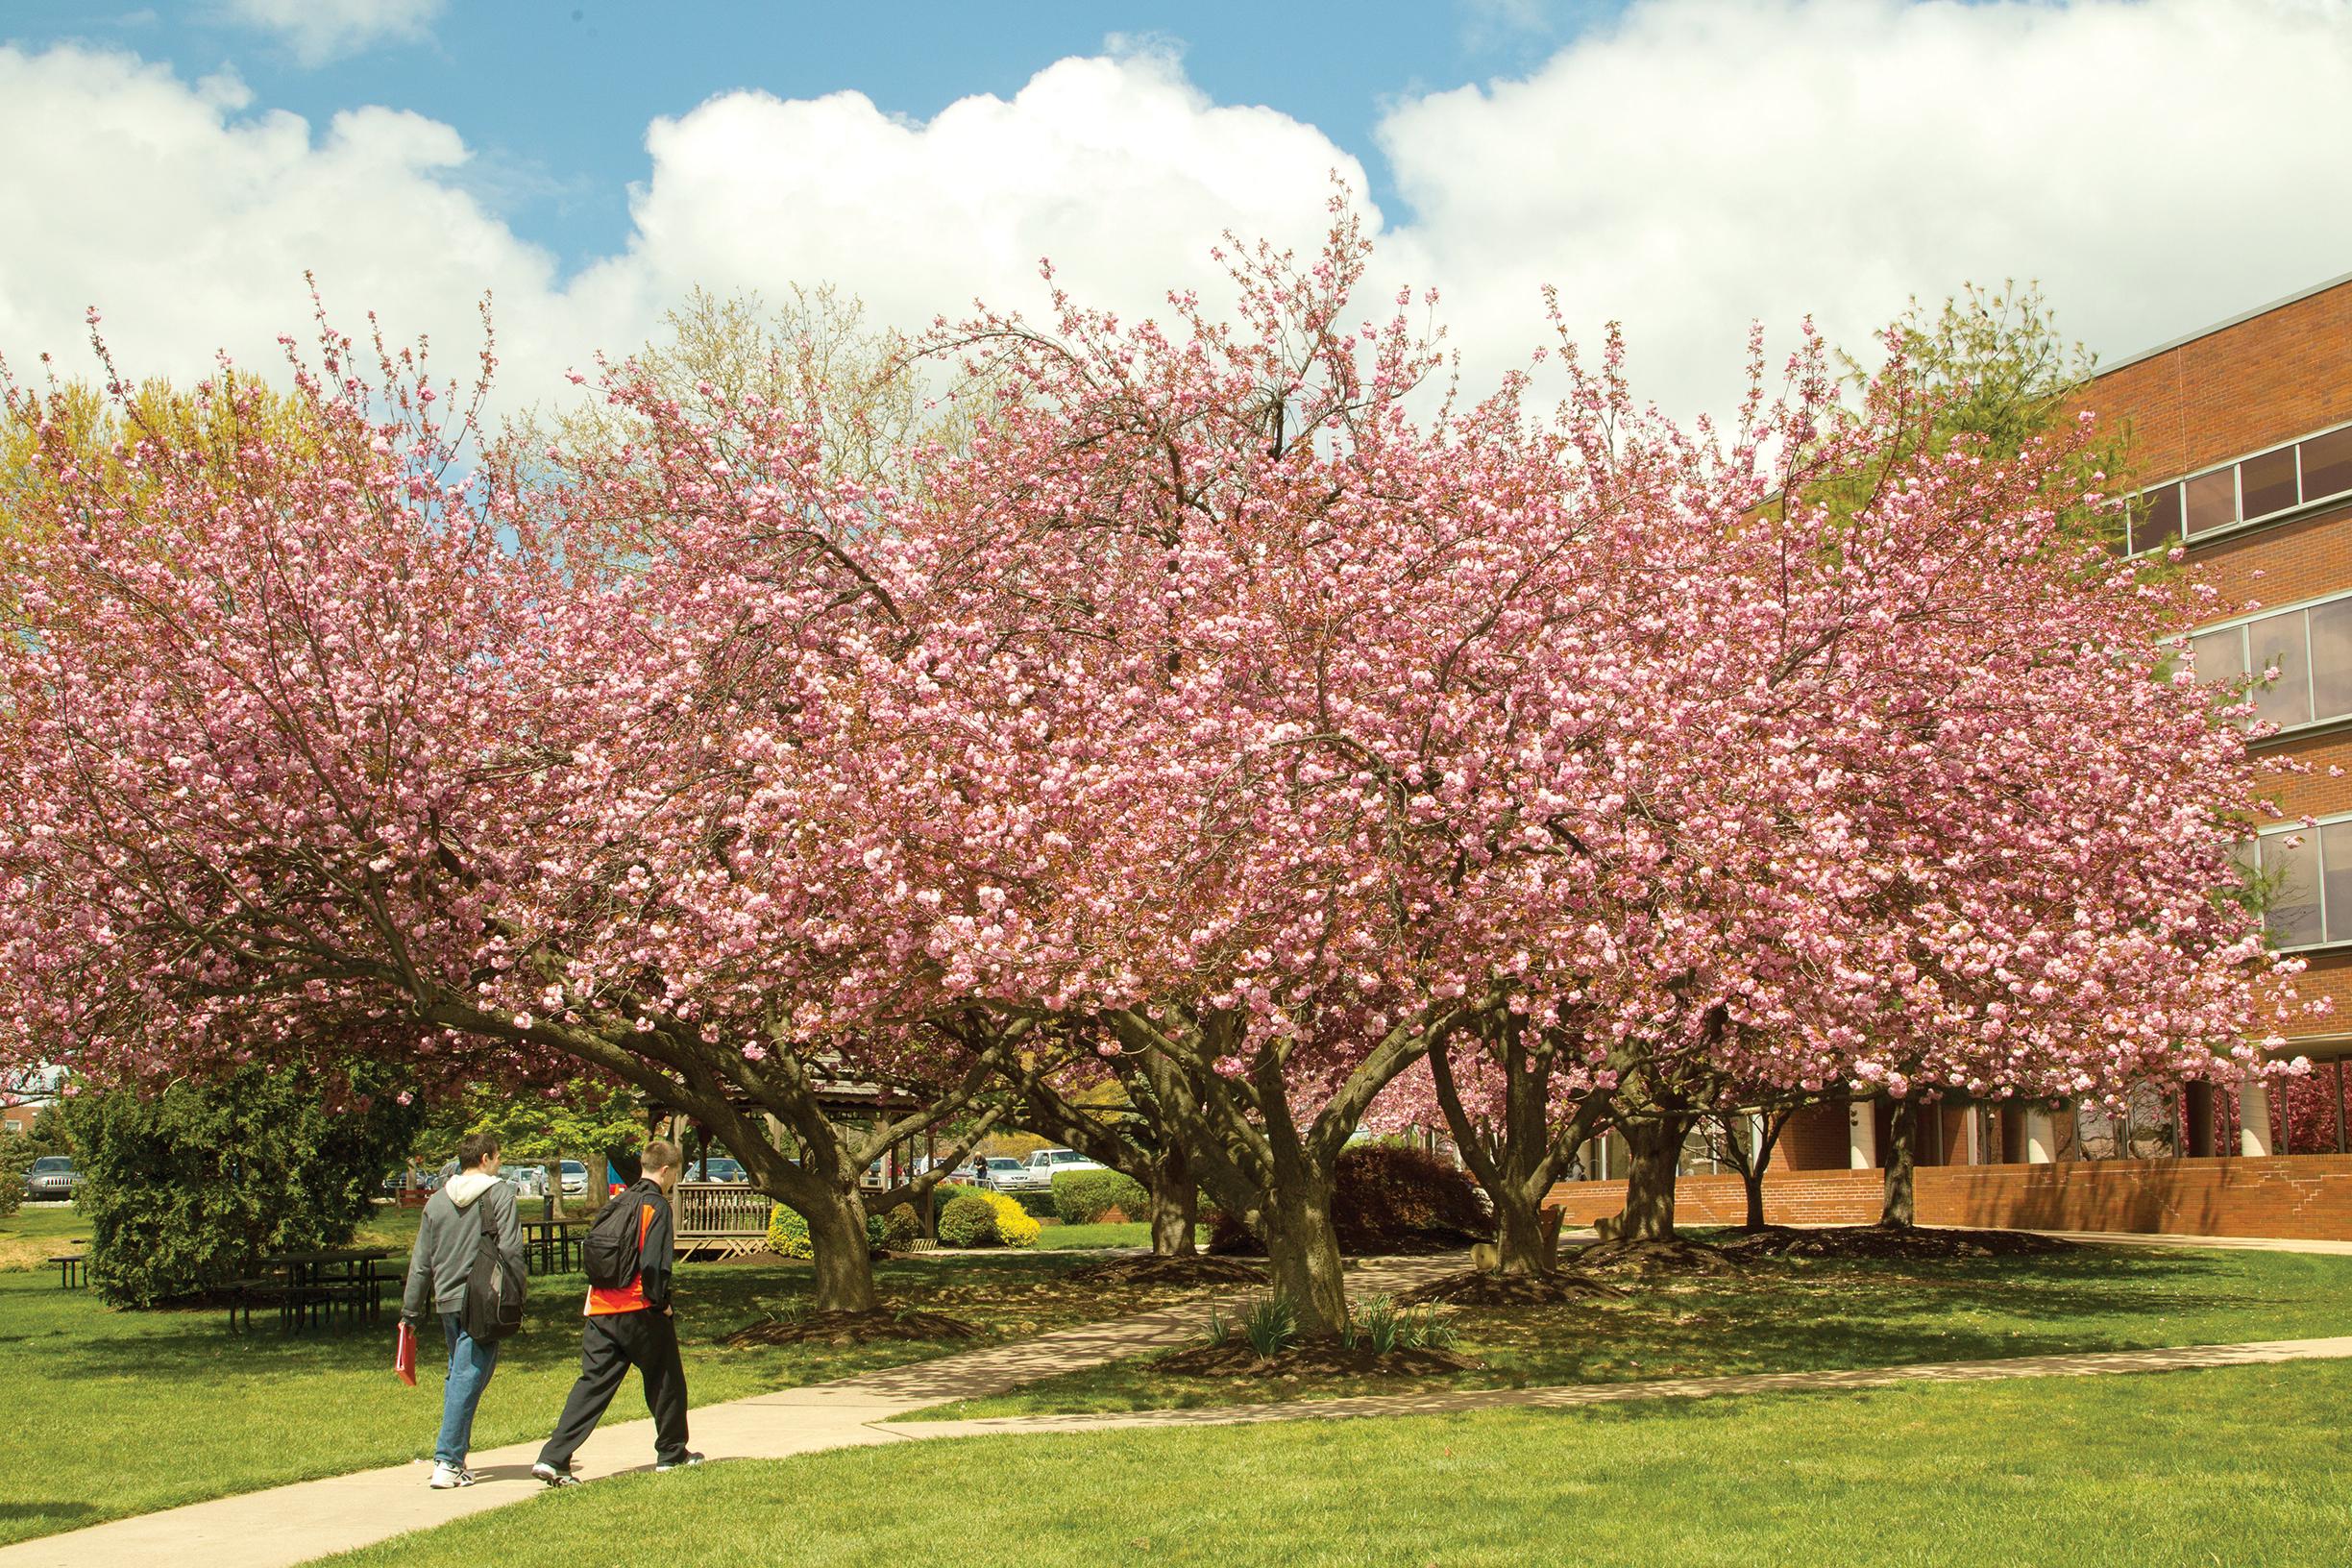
{"left": 2191, "top": 626, "right": 2246, "bottom": 687}
{"left": 2241, "top": 447, "right": 2299, "bottom": 520}
{"left": 2266, "top": 829, "right": 2324, "bottom": 946}
{"left": 2324, "top": 823, "right": 2352, "bottom": 943}
{"left": 2248, "top": 609, "right": 2312, "bottom": 729}
{"left": 2301, "top": 427, "right": 2352, "bottom": 503}
{"left": 2312, "top": 600, "right": 2352, "bottom": 722}
{"left": 2185, "top": 469, "right": 2239, "bottom": 535}
{"left": 2133, "top": 483, "right": 2182, "bottom": 554}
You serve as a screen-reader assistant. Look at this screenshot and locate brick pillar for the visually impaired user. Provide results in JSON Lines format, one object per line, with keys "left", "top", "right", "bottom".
{"left": 2186, "top": 1082, "right": 2216, "bottom": 1158}
{"left": 1848, "top": 1097, "right": 1878, "bottom": 1169}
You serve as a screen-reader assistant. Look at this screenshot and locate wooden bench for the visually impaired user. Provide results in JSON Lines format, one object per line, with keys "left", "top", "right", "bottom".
{"left": 224, "top": 1275, "right": 291, "bottom": 1334}
{"left": 48, "top": 1254, "right": 86, "bottom": 1290}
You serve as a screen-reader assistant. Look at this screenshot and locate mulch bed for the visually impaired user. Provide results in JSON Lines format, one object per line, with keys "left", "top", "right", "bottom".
{"left": 1567, "top": 1237, "right": 1743, "bottom": 1275}
{"left": 1066, "top": 1254, "right": 1269, "bottom": 1287}
{"left": 1714, "top": 1225, "right": 2080, "bottom": 1262}
{"left": 1397, "top": 1269, "right": 1628, "bottom": 1307}
{"left": 1157, "top": 1338, "right": 1485, "bottom": 1379}
{"left": 722, "top": 1309, "right": 984, "bottom": 1347}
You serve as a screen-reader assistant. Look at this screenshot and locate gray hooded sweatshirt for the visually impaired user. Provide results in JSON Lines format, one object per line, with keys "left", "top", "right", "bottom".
{"left": 401, "top": 1170, "right": 527, "bottom": 1322}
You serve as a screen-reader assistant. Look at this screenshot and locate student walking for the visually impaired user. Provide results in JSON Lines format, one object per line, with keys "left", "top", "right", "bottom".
{"left": 400, "top": 1133, "right": 527, "bottom": 1489}
{"left": 532, "top": 1139, "right": 701, "bottom": 1483}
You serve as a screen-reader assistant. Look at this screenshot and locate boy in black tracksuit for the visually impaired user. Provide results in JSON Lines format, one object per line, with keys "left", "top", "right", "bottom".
{"left": 532, "top": 1139, "right": 699, "bottom": 1481}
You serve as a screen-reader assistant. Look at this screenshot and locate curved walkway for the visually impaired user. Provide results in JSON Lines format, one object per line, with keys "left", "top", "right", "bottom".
{"left": 0, "top": 1258, "right": 1450, "bottom": 1568}
{"left": 7, "top": 1238, "right": 2349, "bottom": 1568}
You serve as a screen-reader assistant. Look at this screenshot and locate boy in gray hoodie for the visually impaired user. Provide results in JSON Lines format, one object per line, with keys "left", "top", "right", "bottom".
{"left": 400, "top": 1134, "right": 527, "bottom": 1488}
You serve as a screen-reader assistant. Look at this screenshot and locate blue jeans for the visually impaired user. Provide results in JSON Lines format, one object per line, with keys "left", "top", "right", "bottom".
{"left": 436, "top": 1313, "right": 500, "bottom": 1467}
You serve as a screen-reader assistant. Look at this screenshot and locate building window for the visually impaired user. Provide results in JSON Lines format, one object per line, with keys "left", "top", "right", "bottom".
{"left": 2131, "top": 419, "right": 2352, "bottom": 555}
{"left": 2244, "top": 820, "right": 2352, "bottom": 950}
{"left": 2192, "top": 587, "right": 2352, "bottom": 738}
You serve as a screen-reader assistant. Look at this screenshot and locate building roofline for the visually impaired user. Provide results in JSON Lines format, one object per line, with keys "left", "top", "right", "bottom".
{"left": 2095, "top": 268, "right": 2352, "bottom": 380}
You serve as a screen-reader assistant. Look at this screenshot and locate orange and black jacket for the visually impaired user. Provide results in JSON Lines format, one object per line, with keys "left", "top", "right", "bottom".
{"left": 585, "top": 1180, "right": 675, "bottom": 1315}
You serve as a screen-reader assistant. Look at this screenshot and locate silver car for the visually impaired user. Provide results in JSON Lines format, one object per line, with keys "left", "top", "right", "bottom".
{"left": 22, "top": 1155, "right": 80, "bottom": 1201}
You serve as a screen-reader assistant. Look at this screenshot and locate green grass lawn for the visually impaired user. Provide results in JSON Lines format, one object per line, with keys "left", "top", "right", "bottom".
{"left": 1035, "top": 1220, "right": 1186, "bottom": 1250}
{"left": 917, "top": 1243, "right": 2352, "bottom": 1418}
{"left": 0, "top": 1203, "right": 86, "bottom": 1273}
{"left": 317, "top": 1359, "right": 2352, "bottom": 1568}
{"left": 0, "top": 1248, "right": 1206, "bottom": 1546}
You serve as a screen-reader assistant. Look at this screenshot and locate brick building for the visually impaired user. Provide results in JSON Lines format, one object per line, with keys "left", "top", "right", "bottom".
{"left": 1555, "top": 273, "right": 2352, "bottom": 1239}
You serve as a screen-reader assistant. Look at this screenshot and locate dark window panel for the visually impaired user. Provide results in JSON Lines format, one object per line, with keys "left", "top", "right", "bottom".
{"left": 2301, "top": 426, "right": 2352, "bottom": 504}
{"left": 2325, "top": 823, "right": 2352, "bottom": 944}
{"left": 2133, "top": 482, "right": 2182, "bottom": 553}
{"left": 2184, "top": 469, "right": 2239, "bottom": 535}
{"left": 2240, "top": 446, "right": 2299, "bottom": 520}
{"left": 2265, "top": 829, "right": 2325, "bottom": 947}
{"left": 2248, "top": 609, "right": 2312, "bottom": 730}
{"left": 2312, "top": 600, "right": 2352, "bottom": 722}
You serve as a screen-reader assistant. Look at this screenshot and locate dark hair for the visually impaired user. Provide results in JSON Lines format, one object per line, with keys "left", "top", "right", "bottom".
{"left": 641, "top": 1138, "right": 682, "bottom": 1173}
{"left": 456, "top": 1133, "right": 501, "bottom": 1170}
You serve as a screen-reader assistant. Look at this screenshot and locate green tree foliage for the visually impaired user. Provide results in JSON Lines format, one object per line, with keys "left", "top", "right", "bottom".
{"left": 63, "top": 1066, "right": 422, "bottom": 1307}
{"left": 0, "top": 1137, "right": 33, "bottom": 1219}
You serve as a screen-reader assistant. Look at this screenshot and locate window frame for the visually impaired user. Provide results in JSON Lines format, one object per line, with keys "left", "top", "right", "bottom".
{"left": 2130, "top": 415, "right": 2352, "bottom": 555}
{"left": 2188, "top": 582, "right": 2352, "bottom": 741}
{"left": 2248, "top": 811, "right": 2352, "bottom": 953}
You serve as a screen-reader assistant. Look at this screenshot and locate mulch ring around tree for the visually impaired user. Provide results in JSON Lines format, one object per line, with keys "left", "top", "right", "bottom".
{"left": 1397, "top": 1269, "right": 1629, "bottom": 1307}
{"left": 723, "top": 1309, "right": 984, "bottom": 1348}
{"left": 1156, "top": 1338, "right": 1485, "bottom": 1379}
{"left": 1066, "top": 1254, "right": 1269, "bottom": 1287}
{"left": 1714, "top": 1225, "right": 2080, "bottom": 1262}
{"left": 1567, "top": 1237, "right": 1744, "bottom": 1275}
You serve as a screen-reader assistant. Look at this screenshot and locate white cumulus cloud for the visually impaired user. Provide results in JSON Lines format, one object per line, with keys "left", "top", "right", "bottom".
{"left": 218, "top": 0, "right": 446, "bottom": 66}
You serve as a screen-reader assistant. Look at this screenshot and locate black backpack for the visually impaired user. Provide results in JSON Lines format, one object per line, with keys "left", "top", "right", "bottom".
{"left": 582, "top": 1185, "right": 648, "bottom": 1289}
{"left": 461, "top": 1193, "right": 525, "bottom": 1342}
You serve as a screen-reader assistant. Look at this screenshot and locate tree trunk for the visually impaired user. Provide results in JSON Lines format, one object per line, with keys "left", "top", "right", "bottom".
{"left": 1618, "top": 1116, "right": 1687, "bottom": 1241}
{"left": 1741, "top": 1163, "right": 1768, "bottom": 1231}
{"left": 1259, "top": 1177, "right": 1348, "bottom": 1336}
{"left": 1493, "top": 1186, "right": 1560, "bottom": 1274}
{"left": 1879, "top": 1099, "right": 1917, "bottom": 1229}
{"left": 1147, "top": 1143, "right": 1197, "bottom": 1257}
{"left": 801, "top": 1185, "right": 879, "bottom": 1313}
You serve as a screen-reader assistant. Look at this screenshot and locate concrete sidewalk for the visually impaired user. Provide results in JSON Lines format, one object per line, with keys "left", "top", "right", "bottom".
{"left": 0, "top": 1258, "right": 1449, "bottom": 1568}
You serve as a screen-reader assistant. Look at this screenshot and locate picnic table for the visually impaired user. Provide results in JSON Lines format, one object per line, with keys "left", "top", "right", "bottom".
{"left": 230, "top": 1247, "right": 398, "bottom": 1334}
{"left": 49, "top": 1239, "right": 87, "bottom": 1289}
{"left": 521, "top": 1218, "right": 581, "bottom": 1277}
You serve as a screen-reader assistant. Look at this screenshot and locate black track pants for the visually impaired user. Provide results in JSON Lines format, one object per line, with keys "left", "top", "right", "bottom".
{"left": 537, "top": 1308, "right": 690, "bottom": 1469}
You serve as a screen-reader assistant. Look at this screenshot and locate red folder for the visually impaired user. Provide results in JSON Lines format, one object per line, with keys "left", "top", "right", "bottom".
{"left": 394, "top": 1319, "right": 419, "bottom": 1386}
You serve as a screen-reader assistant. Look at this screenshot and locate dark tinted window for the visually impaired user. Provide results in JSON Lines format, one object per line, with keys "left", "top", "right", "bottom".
{"left": 2133, "top": 482, "right": 2182, "bottom": 553}
{"left": 2248, "top": 609, "right": 2312, "bottom": 729}
{"left": 2241, "top": 447, "right": 2299, "bottom": 519}
{"left": 2301, "top": 426, "right": 2352, "bottom": 503}
{"left": 2312, "top": 600, "right": 2352, "bottom": 722}
{"left": 2185, "top": 469, "right": 2239, "bottom": 535}
{"left": 2264, "top": 829, "right": 2325, "bottom": 947}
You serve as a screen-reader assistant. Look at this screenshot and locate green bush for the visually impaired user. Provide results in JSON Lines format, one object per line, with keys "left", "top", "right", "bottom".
{"left": 1208, "top": 1144, "right": 1484, "bottom": 1257}
{"left": 0, "top": 1138, "right": 34, "bottom": 1220}
{"left": 65, "top": 1065, "right": 421, "bottom": 1308}
{"left": 936, "top": 1193, "right": 998, "bottom": 1247}
{"left": 880, "top": 1202, "right": 924, "bottom": 1247}
{"left": 767, "top": 1204, "right": 889, "bottom": 1258}
{"left": 1051, "top": 1168, "right": 1149, "bottom": 1225}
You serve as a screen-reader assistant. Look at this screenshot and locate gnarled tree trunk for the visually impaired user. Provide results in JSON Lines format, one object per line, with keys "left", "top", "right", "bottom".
{"left": 1148, "top": 1142, "right": 1198, "bottom": 1256}
{"left": 1618, "top": 1115, "right": 1691, "bottom": 1242}
{"left": 1879, "top": 1098, "right": 1917, "bottom": 1229}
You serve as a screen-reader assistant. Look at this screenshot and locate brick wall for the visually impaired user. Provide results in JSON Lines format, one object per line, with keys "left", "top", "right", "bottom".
{"left": 2081, "top": 279, "right": 2352, "bottom": 486}
{"left": 1545, "top": 1154, "right": 2352, "bottom": 1240}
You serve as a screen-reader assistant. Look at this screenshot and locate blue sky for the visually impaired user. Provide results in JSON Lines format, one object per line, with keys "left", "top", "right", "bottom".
{"left": 10, "top": 2, "right": 1614, "bottom": 277}
{"left": 2, "top": 2, "right": 2347, "bottom": 422}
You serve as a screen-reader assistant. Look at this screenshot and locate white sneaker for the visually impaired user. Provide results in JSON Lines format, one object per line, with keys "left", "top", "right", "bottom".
{"left": 428, "top": 1462, "right": 475, "bottom": 1489}
{"left": 654, "top": 1452, "right": 705, "bottom": 1472}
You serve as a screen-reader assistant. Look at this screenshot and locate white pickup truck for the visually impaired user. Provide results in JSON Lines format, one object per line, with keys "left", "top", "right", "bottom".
{"left": 993, "top": 1147, "right": 1107, "bottom": 1192}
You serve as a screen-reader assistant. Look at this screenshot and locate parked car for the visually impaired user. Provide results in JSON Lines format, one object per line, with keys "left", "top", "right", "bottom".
{"left": 559, "top": 1160, "right": 589, "bottom": 1197}
{"left": 22, "top": 1155, "right": 81, "bottom": 1201}
{"left": 970, "top": 1156, "right": 1029, "bottom": 1192}
{"left": 1025, "top": 1147, "right": 1106, "bottom": 1182}
{"left": 691, "top": 1156, "right": 748, "bottom": 1184}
